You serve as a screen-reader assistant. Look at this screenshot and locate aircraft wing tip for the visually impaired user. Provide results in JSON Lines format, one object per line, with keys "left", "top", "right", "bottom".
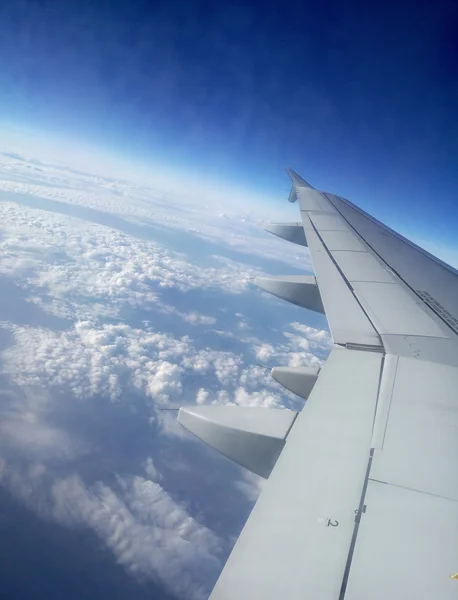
{"left": 286, "top": 168, "right": 314, "bottom": 189}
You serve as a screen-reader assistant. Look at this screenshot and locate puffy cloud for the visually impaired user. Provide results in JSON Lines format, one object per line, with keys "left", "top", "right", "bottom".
{"left": 0, "top": 457, "right": 224, "bottom": 600}
{"left": 0, "top": 388, "right": 80, "bottom": 460}
{"left": 144, "top": 457, "right": 161, "bottom": 482}
{"left": 2, "top": 320, "right": 186, "bottom": 402}
{"left": 4, "top": 319, "right": 320, "bottom": 410}
{"left": 1, "top": 314, "right": 331, "bottom": 425}
{"left": 233, "top": 470, "right": 265, "bottom": 503}
{"left": 232, "top": 386, "right": 285, "bottom": 408}
{"left": 50, "top": 474, "right": 223, "bottom": 599}
{"left": 0, "top": 150, "right": 330, "bottom": 597}
{"left": 182, "top": 312, "right": 216, "bottom": 325}
{"left": 196, "top": 388, "right": 210, "bottom": 405}
{"left": 155, "top": 304, "right": 217, "bottom": 326}
{"left": 0, "top": 154, "right": 310, "bottom": 275}
{"left": 255, "top": 344, "right": 276, "bottom": 362}
{"left": 289, "top": 322, "right": 333, "bottom": 346}
{"left": 251, "top": 322, "right": 331, "bottom": 372}
{"left": 0, "top": 200, "right": 294, "bottom": 326}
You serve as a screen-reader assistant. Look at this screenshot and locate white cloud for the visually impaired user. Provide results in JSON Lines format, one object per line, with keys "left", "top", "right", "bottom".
{"left": 182, "top": 312, "right": 216, "bottom": 325}
{"left": 144, "top": 457, "right": 161, "bottom": 482}
{"left": 0, "top": 458, "right": 223, "bottom": 600}
{"left": 233, "top": 470, "right": 265, "bottom": 503}
{"left": 0, "top": 313, "right": 331, "bottom": 431}
{"left": 232, "top": 386, "right": 285, "bottom": 408}
{"left": 0, "top": 149, "right": 311, "bottom": 274}
{"left": 196, "top": 388, "right": 210, "bottom": 405}
{"left": 0, "top": 201, "right": 298, "bottom": 325}
{"left": 0, "top": 388, "right": 80, "bottom": 460}
{"left": 156, "top": 304, "right": 217, "bottom": 326}
{"left": 289, "top": 322, "right": 333, "bottom": 346}
{"left": 251, "top": 323, "right": 331, "bottom": 371}
{"left": 51, "top": 474, "right": 223, "bottom": 599}
{"left": 255, "top": 344, "right": 276, "bottom": 362}
{"left": 2, "top": 320, "right": 187, "bottom": 403}
{"left": 0, "top": 149, "right": 330, "bottom": 597}
{"left": 3, "top": 318, "right": 326, "bottom": 411}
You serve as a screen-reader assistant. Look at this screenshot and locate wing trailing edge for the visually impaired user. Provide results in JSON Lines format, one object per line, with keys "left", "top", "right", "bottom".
{"left": 177, "top": 168, "right": 458, "bottom": 599}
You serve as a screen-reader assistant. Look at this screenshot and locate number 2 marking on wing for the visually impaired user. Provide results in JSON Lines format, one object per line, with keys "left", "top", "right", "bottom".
{"left": 326, "top": 518, "right": 339, "bottom": 527}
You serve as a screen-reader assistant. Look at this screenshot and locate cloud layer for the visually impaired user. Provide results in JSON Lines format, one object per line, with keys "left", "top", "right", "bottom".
{"left": 0, "top": 150, "right": 331, "bottom": 598}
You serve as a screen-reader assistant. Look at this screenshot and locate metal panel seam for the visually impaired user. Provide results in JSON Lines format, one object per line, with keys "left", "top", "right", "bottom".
{"left": 322, "top": 192, "right": 457, "bottom": 338}
{"left": 283, "top": 411, "right": 299, "bottom": 439}
{"left": 372, "top": 354, "right": 386, "bottom": 436}
{"left": 338, "top": 448, "right": 375, "bottom": 600}
{"left": 309, "top": 219, "right": 383, "bottom": 347}
{"left": 338, "top": 347, "right": 386, "bottom": 596}
{"left": 368, "top": 478, "right": 458, "bottom": 504}
{"left": 381, "top": 356, "right": 399, "bottom": 450}
{"left": 344, "top": 343, "right": 384, "bottom": 353}
{"left": 332, "top": 194, "right": 458, "bottom": 277}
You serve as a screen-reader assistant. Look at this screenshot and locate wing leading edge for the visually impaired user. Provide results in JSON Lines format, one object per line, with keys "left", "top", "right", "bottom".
{"left": 179, "top": 171, "right": 458, "bottom": 599}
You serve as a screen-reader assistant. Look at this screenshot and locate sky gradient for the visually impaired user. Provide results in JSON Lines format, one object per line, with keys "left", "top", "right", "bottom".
{"left": 0, "top": 3, "right": 458, "bottom": 597}
{"left": 1, "top": 0, "right": 457, "bottom": 248}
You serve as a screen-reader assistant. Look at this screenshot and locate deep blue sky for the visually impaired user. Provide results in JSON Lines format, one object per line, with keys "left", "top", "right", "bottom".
{"left": 1, "top": 0, "right": 457, "bottom": 245}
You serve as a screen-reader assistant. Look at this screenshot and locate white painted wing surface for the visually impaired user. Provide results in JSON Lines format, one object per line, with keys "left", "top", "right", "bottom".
{"left": 202, "top": 170, "right": 458, "bottom": 599}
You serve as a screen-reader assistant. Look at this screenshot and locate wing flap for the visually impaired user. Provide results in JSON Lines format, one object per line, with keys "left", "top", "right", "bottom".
{"left": 179, "top": 170, "right": 458, "bottom": 599}
{"left": 210, "top": 347, "right": 383, "bottom": 600}
{"left": 345, "top": 481, "right": 458, "bottom": 600}
{"left": 371, "top": 356, "right": 458, "bottom": 501}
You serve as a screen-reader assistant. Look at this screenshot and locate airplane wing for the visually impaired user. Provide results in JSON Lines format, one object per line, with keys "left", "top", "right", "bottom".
{"left": 178, "top": 171, "right": 458, "bottom": 599}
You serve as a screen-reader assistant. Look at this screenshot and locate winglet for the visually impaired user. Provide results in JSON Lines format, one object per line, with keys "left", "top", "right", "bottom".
{"left": 286, "top": 168, "right": 314, "bottom": 190}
